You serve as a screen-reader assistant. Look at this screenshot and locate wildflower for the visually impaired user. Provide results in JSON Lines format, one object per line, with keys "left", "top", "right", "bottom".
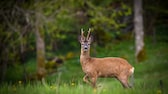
{"left": 157, "top": 89, "right": 162, "bottom": 94}
{"left": 93, "top": 88, "right": 97, "bottom": 93}
{"left": 12, "top": 86, "right": 17, "bottom": 92}
{"left": 50, "top": 85, "right": 56, "bottom": 90}
{"left": 50, "top": 86, "right": 53, "bottom": 89}
{"left": 18, "top": 80, "right": 22, "bottom": 84}
{"left": 71, "top": 82, "right": 75, "bottom": 86}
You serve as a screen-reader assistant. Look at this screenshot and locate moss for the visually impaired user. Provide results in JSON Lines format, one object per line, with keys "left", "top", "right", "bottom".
{"left": 136, "top": 47, "right": 146, "bottom": 62}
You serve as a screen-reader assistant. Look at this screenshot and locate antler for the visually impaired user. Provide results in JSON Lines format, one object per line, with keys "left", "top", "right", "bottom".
{"left": 81, "top": 28, "right": 85, "bottom": 40}
{"left": 87, "top": 28, "right": 91, "bottom": 40}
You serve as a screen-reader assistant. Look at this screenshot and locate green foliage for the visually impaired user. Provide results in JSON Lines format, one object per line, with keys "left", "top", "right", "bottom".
{"left": 6, "top": 64, "right": 24, "bottom": 82}
{"left": 87, "top": 1, "right": 132, "bottom": 45}
{"left": 0, "top": 0, "right": 167, "bottom": 62}
{"left": 1, "top": 38, "right": 168, "bottom": 94}
{"left": 0, "top": 0, "right": 133, "bottom": 65}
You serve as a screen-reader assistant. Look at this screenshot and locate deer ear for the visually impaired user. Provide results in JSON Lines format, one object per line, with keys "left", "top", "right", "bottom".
{"left": 88, "top": 35, "right": 93, "bottom": 43}
{"left": 78, "top": 35, "right": 81, "bottom": 43}
{"left": 78, "top": 35, "right": 85, "bottom": 43}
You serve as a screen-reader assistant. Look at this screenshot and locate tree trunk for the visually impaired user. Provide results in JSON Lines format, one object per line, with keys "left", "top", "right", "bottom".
{"left": 134, "top": 0, "right": 146, "bottom": 62}
{"left": 0, "top": 48, "right": 8, "bottom": 83}
{"left": 35, "top": 11, "right": 46, "bottom": 80}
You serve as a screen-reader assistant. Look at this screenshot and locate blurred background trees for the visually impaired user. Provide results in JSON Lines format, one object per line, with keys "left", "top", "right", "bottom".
{"left": 134, "top": 0, "right": 145, "bottom": 62}
{"left": 0, "top": 0, "right": 167, "bottom": 82}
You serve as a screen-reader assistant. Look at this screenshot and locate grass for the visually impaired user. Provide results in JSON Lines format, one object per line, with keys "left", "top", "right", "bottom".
{"left": 0, "top": 37, "right": 168, "bottom": 94}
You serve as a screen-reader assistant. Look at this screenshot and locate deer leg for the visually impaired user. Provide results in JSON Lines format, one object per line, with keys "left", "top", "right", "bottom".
{"left": 117, "top": 76, "right": 130, "bottom": 88}
{"left": 83, "top": 74, "right": 90, "bottom": 84}
{"left": 90, "top": 77, "right": 97, "bottom": 88}
{"left": 120, "top": 79, "right": 129, "bottom": 88}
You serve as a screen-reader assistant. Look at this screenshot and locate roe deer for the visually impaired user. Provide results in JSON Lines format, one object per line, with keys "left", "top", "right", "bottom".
{"left": 79, "top": 28, "right": 134, "bottom": 88}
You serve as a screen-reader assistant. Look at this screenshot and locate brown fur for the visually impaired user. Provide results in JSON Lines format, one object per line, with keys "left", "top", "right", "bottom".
{"left": 79, "top": 28, "right": 134, "bottom": 88}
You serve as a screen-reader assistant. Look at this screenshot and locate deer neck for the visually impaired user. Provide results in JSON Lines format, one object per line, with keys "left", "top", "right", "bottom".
{"left": 80, "top": 49, "right": 91, "bottom": 64}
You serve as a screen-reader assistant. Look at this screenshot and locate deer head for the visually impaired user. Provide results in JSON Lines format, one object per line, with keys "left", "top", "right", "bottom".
{"left": 79, "top": 28, "right": 92, "bottom": 52}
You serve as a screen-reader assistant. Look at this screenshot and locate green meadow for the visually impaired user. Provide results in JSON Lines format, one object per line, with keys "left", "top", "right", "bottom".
{"left": 0, "top": 36, "right": 168, "bottom": 94}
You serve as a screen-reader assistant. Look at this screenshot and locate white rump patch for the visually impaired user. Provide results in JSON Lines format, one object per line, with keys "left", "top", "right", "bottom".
{"left": 130, "top": 67, "right": 134, "bottom": 74}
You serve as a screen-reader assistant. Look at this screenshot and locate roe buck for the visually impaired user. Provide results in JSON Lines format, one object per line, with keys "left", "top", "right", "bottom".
{"left": 79, "top": 28, "right": 134, "bottom": 88}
